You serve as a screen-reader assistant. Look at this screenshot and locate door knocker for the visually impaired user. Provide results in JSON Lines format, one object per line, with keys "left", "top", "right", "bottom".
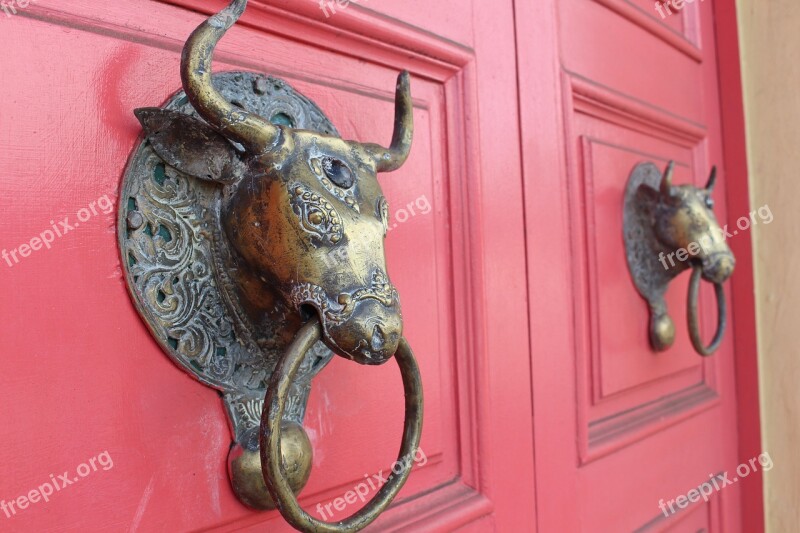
{"left": 117, "top": 0, "right": 422, "bottom": 530}
{"left": 623, "top": 161, "right": 735, "bottom": 356}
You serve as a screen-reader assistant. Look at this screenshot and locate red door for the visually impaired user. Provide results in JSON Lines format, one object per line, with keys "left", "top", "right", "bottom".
{"left": 0, "top": 0, "right": 533, "bottom": 531}
{"left": 516, "top": 0, "right": 762, "bottom": 531}
{"left": 0, "top": 0, "right": 759, "bottom": 532}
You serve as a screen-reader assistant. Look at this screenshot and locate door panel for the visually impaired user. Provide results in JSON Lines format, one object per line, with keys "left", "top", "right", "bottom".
{"left": 0, "top": 0, "right": 533, "bottom": 531}
{"left": 517, "top": 0, "right": 746, "bottom": 531}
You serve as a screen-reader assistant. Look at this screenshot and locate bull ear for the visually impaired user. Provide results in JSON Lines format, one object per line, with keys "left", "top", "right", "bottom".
{"left": 134, "top": 108, "right": 241, "bottom": 184}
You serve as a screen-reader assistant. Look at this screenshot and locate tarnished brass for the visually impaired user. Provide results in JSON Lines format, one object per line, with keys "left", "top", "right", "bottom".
{"left": 261, "top": 320, "right": 423, "bottom": 533}
{"left": 230, "top": 422, "right": 313, "bottom": 510}
{"left": 623, "top": 161, "right": 734, "bottom": 356}
{"left": 120, "top": 71, "right": 338, "bottom": 515}
{"left": 118, "top": 0, "right": 422, "bottom": 529}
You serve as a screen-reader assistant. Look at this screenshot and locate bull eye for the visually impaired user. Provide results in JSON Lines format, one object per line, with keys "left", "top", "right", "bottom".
{"left": 322, "top": 157, "right": 354, "bottom": 189}
{"left": 705, "top": 195, "right": 715, "bottom": 210}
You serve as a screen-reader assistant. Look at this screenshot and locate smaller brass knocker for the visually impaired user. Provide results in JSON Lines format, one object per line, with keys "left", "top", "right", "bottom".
{"left": 687, "top": 265, "right": 727, "bottom": 356}
{"left": 261, "top": 320, "right": 423, "bottom": 533}
{"left": 623, "top": 161, "right": 735, "bottom": 356}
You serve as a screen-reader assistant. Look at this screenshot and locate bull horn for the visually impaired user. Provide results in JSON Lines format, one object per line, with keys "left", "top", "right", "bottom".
{"left": 660, "top": 160, "right": 675, "bottom": 197}
{"left": 365, "top": 71, "right": 414, "bottom": 173}
{"left": 180, "top": 0, "right": 280, "bottom": 154}
{"left": 705, "top": 166, "right": 718, "bottom": 192}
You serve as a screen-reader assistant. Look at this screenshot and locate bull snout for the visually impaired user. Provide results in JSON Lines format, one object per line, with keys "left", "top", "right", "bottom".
{"left": 325, "top": 298, "right": 403, "bottom": 365}
{"left": 292, "top": 273, "right": 404, "bottom": 365}
{"left": 701, "top": 252, "right": 735, "bottom": 284}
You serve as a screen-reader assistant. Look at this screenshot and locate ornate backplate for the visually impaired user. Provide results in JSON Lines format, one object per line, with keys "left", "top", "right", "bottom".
{"left": 118, "top": 72, "right": 337, "bottom": 448}
{"left": 623, "top": 162, "right": 684, "bottom": 352}
{"left": 624, "top": 162, "right": 674, "bottom": 302}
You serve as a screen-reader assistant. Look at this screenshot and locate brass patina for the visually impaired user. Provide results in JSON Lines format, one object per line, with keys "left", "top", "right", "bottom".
{"left": 118, "top": 0, "right": 422, "bottom": 529}
{"left": 262, "top": 321, "right": 423, "bottom": 533}
{"left": 623, "top": 161, "right": 734, "bottom": 356}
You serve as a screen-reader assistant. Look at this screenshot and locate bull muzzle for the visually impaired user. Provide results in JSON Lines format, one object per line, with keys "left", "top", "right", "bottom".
{"left": 292, "top": 270, "right": 403, "bottom": 365}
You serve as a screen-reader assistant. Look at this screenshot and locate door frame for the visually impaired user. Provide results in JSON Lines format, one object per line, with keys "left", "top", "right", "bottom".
{"left": 713, "top": 0, "right": 764, "bottom": 529}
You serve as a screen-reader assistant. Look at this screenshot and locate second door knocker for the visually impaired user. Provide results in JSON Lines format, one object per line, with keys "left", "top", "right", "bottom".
{"left": 623, "top": 161, "right": 735, "bottom": 356}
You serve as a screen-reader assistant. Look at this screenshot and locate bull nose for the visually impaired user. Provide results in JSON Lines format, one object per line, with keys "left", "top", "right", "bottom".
{"left": 702, "top": 253, "right": 736, "bottom": 284}
{"left": 371, "top": 325, "right": 387, "bottom": 351}
{"left": 362, "top": 324, "right": 399, "bottom": 364}
{"left": 320, "top": 294, "right": 403, "bottom": 365}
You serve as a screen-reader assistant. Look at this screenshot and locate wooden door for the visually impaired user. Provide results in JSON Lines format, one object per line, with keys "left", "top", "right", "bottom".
{"left": 0, "top": 0, "right": 534, "bottom": 531}
{"left": 0, "top": 0, "right": 759, "bottom": 532}
{"left": 516, "top": 0, "right": 762, "bottom": 531}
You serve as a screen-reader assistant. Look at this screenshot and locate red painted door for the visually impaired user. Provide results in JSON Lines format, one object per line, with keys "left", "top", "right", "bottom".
{"left": 0, "top": 0, "right": 758, "bottom": 532}
{"left": 516, "top": 0, "right": 762, "bottom": 531}
{"left": 0, "top": 0, "right": 532, "bottom": 531}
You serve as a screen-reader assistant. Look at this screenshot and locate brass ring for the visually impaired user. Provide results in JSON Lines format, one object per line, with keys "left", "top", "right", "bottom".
{"left": 260, "top": 319, "right": 424, "bottom": 533}
{"left": 687, "top": 265, "right": 727, "bottom": 356}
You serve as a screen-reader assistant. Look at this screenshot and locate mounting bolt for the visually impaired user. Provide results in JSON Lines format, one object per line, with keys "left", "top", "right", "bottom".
{"left": 253, "top": 77, "right": 268, "bottom": 95}
{"left": 127, "top": 210, "right": 144, "bottom": 230}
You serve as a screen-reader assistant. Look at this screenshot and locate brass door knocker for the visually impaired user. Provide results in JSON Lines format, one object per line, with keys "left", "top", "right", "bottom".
{"left": 117, "top": 0, "right": 422, "bottom": 531}
{"left": 623, "top": 161, "right": 734, "bottom": 356}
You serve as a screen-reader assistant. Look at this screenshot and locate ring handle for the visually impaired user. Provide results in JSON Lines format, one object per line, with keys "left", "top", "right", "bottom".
{"left": 687, "top": 265, "right": 727, "bottom": 356}
{"left": 260, "top": 320, "right": 424, "bottom": 533}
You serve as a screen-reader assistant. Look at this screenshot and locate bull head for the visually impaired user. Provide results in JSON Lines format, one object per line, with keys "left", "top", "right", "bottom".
{"left": 134, "top": 0, "right": 413, "bottom": 366}
{"left": 654, "top": 161, "right": 735, "bottom": 283}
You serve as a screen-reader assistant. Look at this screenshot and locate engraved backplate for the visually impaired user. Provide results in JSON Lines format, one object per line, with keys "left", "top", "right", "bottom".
{"left": 623, "top": 162, "right": 689, "bottom": 351}
{"left": 624, "top": 162, "right": 673, "bottom": 307}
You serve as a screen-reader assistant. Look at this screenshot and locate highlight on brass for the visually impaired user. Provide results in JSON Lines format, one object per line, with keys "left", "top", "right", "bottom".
{"left": 120, "top": 0, "right": 422, "bottom": 531}
{"left": 623, "top": 161, "right": 734, "bottom": 356}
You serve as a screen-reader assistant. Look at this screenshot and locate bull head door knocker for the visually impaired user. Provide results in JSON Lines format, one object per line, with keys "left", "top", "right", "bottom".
{"left": 623, "top": 161, "right": 735, "bottom": 356}
{"left": 118, "top": 0, "right": 422, "bottom": 530}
